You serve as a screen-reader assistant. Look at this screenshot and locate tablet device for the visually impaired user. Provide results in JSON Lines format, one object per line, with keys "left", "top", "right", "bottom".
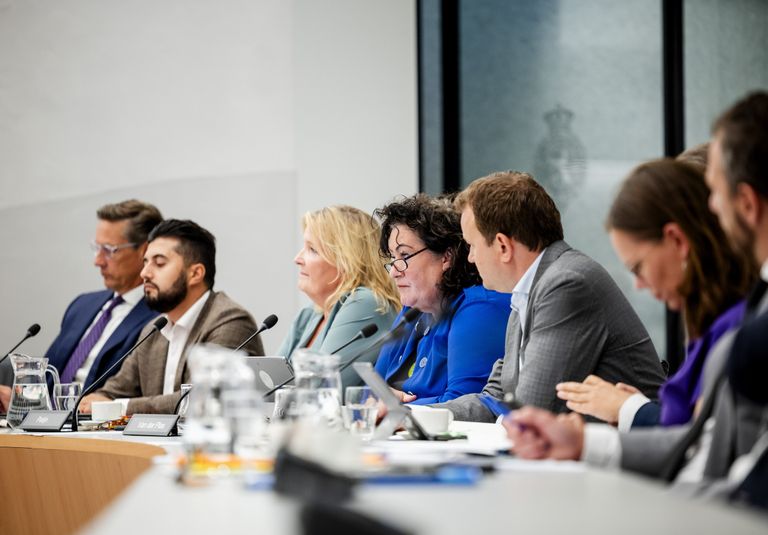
{"left": 244, "top": 356, "right": 295, "bottom": 396}
{"left": 352, "top": 362, "right": 435, "bottom": 441}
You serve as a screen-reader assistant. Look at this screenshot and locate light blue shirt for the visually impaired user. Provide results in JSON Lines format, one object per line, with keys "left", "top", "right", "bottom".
{"left": 510, "top": 249, "right": 546, "bottom": 367}
{"left": 510, "top": 249, "right": 546, "bottom": 334}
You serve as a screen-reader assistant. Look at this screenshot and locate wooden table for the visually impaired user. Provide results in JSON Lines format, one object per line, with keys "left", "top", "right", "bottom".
{"left": 0, "top": 433, "right": 165, "bottom": 535}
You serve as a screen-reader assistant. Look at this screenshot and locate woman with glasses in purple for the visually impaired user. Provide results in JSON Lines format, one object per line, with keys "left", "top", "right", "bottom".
{"left": 373, "top": 194, "right": 511, "bottom": 405}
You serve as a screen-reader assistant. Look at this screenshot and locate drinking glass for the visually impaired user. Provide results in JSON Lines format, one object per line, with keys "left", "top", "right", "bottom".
{"left": 222, "top": 389, "right": 265, "bottom": 458}
{"left": 53, "top": 382, "right": 82, "bottom": 412}
{"left": 342, "top": 386, "right": 379, "bottom": 440}
{"left": 271, "top": 386, "right": 296, "bottom": 422}
{"left": 291, "top": 349, "right": 343, "bottom": 428}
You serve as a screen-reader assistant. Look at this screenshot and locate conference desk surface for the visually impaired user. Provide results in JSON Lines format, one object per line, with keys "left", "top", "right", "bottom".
{"left": 0, "top": 430, "right": 168, "bottom": 535}
{"left": 75, "top": 424, "right": 767, "bottom": 535}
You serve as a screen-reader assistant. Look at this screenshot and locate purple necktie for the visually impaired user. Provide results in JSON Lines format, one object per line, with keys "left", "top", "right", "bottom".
{"left": 60, "top": 295, "right": 124, "bottom": 383}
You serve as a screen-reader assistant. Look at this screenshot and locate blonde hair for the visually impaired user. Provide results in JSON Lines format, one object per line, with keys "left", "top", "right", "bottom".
{"left": 302, "top": 205, "right": 401, "bottom": 314}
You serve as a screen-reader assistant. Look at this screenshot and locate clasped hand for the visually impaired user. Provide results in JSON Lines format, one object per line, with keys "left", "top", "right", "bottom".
{"left": 503, "top": 406, "right": 585, "bottom": 460}
{"left": 555, "top": 374, "right": 640, "bottom": 425}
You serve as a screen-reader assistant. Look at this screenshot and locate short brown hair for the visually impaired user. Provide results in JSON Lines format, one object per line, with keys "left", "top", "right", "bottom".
{"left": 712, "top": 91, "right": 768, "bottom": 198}
{"left": 455, "top": 171, "right": 563, "bottom": 251}
{"left": 97, "top": 200, "right": 163, "bottom": 245}
{"left": 676, "top": 142, "right": 709, "bottom": 172}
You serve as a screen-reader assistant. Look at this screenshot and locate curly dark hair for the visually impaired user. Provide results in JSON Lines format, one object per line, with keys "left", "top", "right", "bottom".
{"left": 374, "top": 193, "right": 482, "bottom": 307}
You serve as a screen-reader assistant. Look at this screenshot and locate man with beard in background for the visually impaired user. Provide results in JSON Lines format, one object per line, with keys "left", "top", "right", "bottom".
{"left": 81, "top": 219, "right": 264, "bottom": 415}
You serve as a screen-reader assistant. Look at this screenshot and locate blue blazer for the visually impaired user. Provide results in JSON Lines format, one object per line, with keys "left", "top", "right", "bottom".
{"left": 45, "top": 289, "right": 158, "bottom": 391}
{"left": 375, "top": 285, "right": 511, "bottom": 404}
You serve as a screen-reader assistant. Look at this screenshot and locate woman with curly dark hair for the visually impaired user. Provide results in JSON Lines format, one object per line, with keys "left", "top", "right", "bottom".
{"left": 373, "top": 194, "right": 511, "bottom": 404}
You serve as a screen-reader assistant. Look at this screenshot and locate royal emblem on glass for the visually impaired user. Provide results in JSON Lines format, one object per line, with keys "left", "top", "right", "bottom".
{"left": 533, "top": 104, "right": 587, "bottom": 211}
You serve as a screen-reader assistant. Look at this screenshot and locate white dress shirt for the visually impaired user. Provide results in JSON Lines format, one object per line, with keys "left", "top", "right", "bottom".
{"left": 617, "top": 393, "right": 652, "bottom": 432}
{"left": 160, "top": 291, "right": 211, "bottom": 395}
{"left": 510, "top": 249, "right": 545, "bottom": 369}
{"left": 582, "top": 423, "right": 622, "bottom": 469}
{"left": 74, "top": 285, "right": 145, "bottom": 384}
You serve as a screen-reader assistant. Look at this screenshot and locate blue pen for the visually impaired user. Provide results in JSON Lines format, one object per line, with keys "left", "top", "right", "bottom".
{"left": 479, "top": 394, "right": 527, "bottom": 431}
{"left": 478, "top": 393, "right": 514, "bottom": 417}
{"left": 365, "top": 465, "right": 482, "bottom": 486}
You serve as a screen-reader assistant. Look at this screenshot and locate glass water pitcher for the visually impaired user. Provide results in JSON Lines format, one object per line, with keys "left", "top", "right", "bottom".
{"left": 7, "top": 354, "right": 60, "bottom": 427}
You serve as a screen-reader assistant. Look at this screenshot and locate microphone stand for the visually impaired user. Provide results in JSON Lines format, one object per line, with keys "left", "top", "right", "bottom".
{"left": 235, "top": 314, "right": 279, "bottom": 352}
{"left": 262, "top": 324, "right": 379, "bottom": 399}
{"left": 0, "top": 324, "right": 41, "bottom": 367}
{"left": 70, "top": 318, "right": 167, "bottom": 431}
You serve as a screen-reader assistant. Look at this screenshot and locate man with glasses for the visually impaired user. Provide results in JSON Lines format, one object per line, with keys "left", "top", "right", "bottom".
{"left": 81, "top": 219, "right": 264, "bottom": 414}
{"left": 0, "top": 200, "right": 163, "bottom": 411}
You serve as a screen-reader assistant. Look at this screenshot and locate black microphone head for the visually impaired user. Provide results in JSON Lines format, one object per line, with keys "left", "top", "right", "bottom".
{"left": 152, "top": 316, "right": 169, "bottom": 330}
{"left": 360, "top": 323, "right": 379, "bottom": 338}
{"left": 262, "top": 314, "right": 279, "bottom": 330}
{"left": 27, "top": 323, "right": 41, "bottom": 337}
{"left": 403, "top": 308, "right": 421, "bottom": 323}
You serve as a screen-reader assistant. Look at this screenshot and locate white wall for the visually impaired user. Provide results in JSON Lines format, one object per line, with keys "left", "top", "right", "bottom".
{"left": 295, "top": 0, "right": 418, "bottom": 215}
{"left": 0, "top": 0, "right": 417, "bottom": 359}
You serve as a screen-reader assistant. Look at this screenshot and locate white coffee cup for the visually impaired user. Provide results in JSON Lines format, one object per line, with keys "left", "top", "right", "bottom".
{"left": 91, "top": 400, "right": 123, "bottom": 422}
{"left": 408, "top": 406, "right": 454, "bottom": 435}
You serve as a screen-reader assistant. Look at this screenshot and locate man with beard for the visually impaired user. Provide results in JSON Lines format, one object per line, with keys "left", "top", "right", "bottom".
{"left": 505, "top": 91, "right": 768, "bottom": 505}
{"left": 81, "top": 219, "right": 265, "bottom": 414}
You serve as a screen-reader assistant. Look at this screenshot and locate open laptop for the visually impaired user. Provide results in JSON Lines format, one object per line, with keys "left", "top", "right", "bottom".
{"left": 244, "top": 356, "right": 295, "bottom": 398}
{"left": 352, "top": 361, "right": 435, "bottom": 441}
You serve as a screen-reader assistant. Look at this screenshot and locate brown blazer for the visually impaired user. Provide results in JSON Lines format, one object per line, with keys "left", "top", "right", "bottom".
{"left": 97, "top": 291, "right": 265, "bottom": 414}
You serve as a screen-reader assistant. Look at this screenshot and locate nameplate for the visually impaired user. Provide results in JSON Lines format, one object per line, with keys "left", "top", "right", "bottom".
{"left": 123, "top": 414, "right": 179, "bottom": 437}
{"left": 19, "top": 410, "right": 71, "bottom": 432}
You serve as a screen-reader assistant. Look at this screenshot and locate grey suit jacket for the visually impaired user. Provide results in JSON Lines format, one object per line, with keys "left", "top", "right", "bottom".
{"left": 620, "top": 293, "right": 768, "bottom": 485}
{"left": 437, "top": 241, "right": 665, "bottom": 422}
{"left": 97, "top": 291, "right": 264, "bottom": 414}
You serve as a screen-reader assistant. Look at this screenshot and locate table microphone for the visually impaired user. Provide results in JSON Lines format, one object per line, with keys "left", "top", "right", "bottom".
{"left": 334, "top": 323, "right": 379, "bottom": 354}
{"left": 70, "top": 316, "right": 168, "bottom": 431}
{"left": 337, "top": 307, "right": 421, "bottom": 373}
{"left": 0, "top": 323, "right": 41, "bottom": 367}
{"left": 235, "top": 314, "right": 278, "bottom": 352}
{"left": 261, "top": 322, "right": 381, "bottom": 399}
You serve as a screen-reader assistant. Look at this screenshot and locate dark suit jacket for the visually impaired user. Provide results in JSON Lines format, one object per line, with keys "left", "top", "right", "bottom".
{"left": 728, "top": 311, "right": 768, "bottom": 405}
{"left": 44, "top": 289, "right": 157, "bottom": 391}
{"left": 97, "top": 291, "right": 264, "bottom": 414}
{"left": 628, "top": 402, "right": 662, "bottom": 428}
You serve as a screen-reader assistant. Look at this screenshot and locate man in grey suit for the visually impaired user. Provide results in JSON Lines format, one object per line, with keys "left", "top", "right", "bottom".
{"left": 81, "top": 219, "right": 265, "bottom": 414}
{"left": 433, "top": 171, "right": 665, "bottom": 422}
{"left": 506, "top": 91, "right": 768, "bottom": 499}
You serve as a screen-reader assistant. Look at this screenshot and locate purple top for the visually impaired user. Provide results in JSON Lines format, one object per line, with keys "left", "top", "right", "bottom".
{"left": 658, "top": 300, "right": 746, "bottom": 426}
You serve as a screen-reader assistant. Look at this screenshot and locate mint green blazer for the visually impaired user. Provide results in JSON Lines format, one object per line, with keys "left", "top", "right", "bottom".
{"left": 277, "top": 287, "right": 398, "bottom": 389}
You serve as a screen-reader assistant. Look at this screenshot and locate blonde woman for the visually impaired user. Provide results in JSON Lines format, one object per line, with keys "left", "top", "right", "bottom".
{"left": 277, "top": 206, "right": 401, "bottom": 388}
